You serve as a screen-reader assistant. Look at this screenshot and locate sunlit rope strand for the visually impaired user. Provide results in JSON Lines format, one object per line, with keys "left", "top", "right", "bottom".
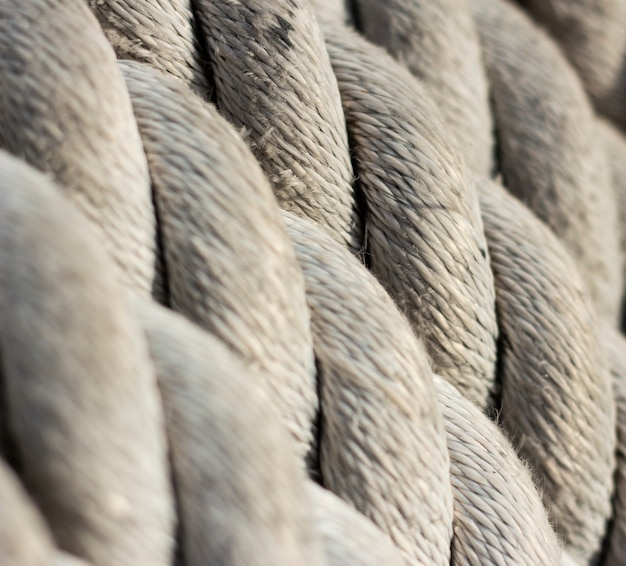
{"left": 121, "top": 60, "right": 319, "bottom": 463}
{"left": 193, "top": 0, "right": 362, "bottom": 251}
{"left": 323, "top": 24, "right": 498, "bottom": 409}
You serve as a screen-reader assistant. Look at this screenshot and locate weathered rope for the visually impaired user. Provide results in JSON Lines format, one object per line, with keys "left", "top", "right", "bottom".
{"left": 85, "top": 0, "right": 211, "bottom": 97}
{"left": 135, "top": 298, "right": 324, "bottom": 566}
{"left": 284, "top": 210, "right": 453, "bottom": 565}
{"left": 0, "top": 0, "right": 158, "bottom": 296}
{"left": 478, "top": 177, "right": 615, "bottom": 561}
{"left": 121, "top": 60, "right": 318, "bottom": 462}
{"left": 1, "top": 0, "right": 626, "bottom": 564}
{"left": 434, "top": 376, "right": 563, "bottom": 565}
{"left": 0, "top": 151, "right": 173, "bottom": 565}
{"left": 324, "top": 24, "right": 498, "bottom": 409}
{"left": 470, "top": 0, "right": 623, "bottom": 324}
{"left": 518, "top": 0, "right": 626, "bottom": 130}
{"left": 353, "top": 0, "right": 495, "bottom": 177}
{"left": 194, "top": 0, "right": 362, "bottom": 251}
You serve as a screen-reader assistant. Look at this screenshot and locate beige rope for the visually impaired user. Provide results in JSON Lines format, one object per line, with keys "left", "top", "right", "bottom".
{"left": 434, "top": 376, "right": 563, "bottom": 565}
{"left": 519, "top": 0, "right": 626, "bottom": 129}
{"left": 309, "top": 482, "right": 407, "bottom": 566}
{"left": 85, "top": 0, "right": 211, "bottom": 97}
{"left": 0, "top": 0, "right": 157, "bottom": 296}
{"left": 0, "top": 151, "right": 173, "bottom": 566}
{"left": 601, "top": 326, "right": 626, "bottom": 564}
{"left": 354, "top": 0, "right": 495, "bottom": 177}
{"left": 324, "top": 24, "right": 498, "bottom": 409}
{"left": 478, "top": 177, "right": 615, "bottom": 560}
{"left": 599, "top": 118, "right": 626, "bottom": 319}
{"left": 470, "top": 0, "right": 623, "bottom": 325}
{"left": 135, "top": 298, "right": 325, "bottom": 566}
{"left": 193, "top": 0, "right": 362, "bottom": 251}
{"left": 1, "top": 0, "right": 626, "bottom": 563}
{"left": 284, "top": 210, "right": 453, "bottom": 565}
{"left": 121, "top": 60, "right": 318, "bottom": 463}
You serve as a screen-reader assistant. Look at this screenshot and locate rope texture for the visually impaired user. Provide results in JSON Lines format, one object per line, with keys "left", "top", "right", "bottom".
{"left": 1, "top": 0, "right": 626, "bottom": 564}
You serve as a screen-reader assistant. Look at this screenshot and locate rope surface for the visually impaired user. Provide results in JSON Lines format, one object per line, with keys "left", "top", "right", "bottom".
{"left": 1, "top": 0, "right": 626, "bottom": 564}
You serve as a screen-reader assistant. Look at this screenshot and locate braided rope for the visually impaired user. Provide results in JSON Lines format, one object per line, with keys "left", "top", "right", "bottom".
{"left": 1, "top": 0, "right": 626, "bottom": 564}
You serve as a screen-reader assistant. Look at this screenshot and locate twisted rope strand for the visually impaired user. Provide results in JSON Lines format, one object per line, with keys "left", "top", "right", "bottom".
{"left": 434, "top": 376, "right": 563, "bottom": 566}
{"left": 353, "top": 0, "right": 495, "bottom": 177}
{"left": 470, "top": 0, "right": 624, "bottom": 324}
{"left": 284, "top": 210, "right": 453, "bottom": 566}
{"left": 478, "top": 177, "right": 615, "bottom": 561}
{"left": 85, "top": 0, "right": 211, "bottom": 97}
{"left": 135, "top": 299, "right": 325, "bottom": 566}
{"left": 0, "top": 0, "right": 157, "bottom": 295}
{"left": 121, "top": 61, "right": 318, "bottom": 462}
{"left": 0, "top": 151, "right": 173, "bottom": 565}
{"left": 193, "top": 0, "right": 362, "bottom": 251}
{"left": 517, "top": 0, "right": 626, "bottom": 129}
{"left": 324, "top": 25, "right": 498, "bottom": 409}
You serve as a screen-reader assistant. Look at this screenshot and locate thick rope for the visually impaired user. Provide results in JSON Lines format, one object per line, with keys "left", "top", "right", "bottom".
{"left": 193, "top": 0, "right": 362, "bottom": 251}
{"left": 602, "top": 326, "right": 626, "bottom": 564}
{"left": 324, "top": 25, "right": 498, "bottom": 409}
{"left": 0, "top": 0, "right": 157, "bottom": 296}
{"left": 85, "top": 0, "right": 211, "bottom": 97}
{"left": 434, "top": 376, "right": 563, "bottom": 565}
{"left": 0, "top": 151, "right": 173, "bottom": 565}
{"left": 599, "top": 118, "right": 626, "bottom": 321}
{"left": 309, "top": 483, "right": 407, "bottom": 566}
{"left": 353, "top": 0, "right": 495, "bottom": 177}
{"left": 135, "top": 298, "right": 324, "bottom": 566}
{"left": 284, "top": 210, "right": 453, "bottom": 565}
{"left": 1, "top": 0, "right": 626, "bottom": 564}
{"left": 136, "top": 296, "right": 412, "bottom": 566}
{"left": 470, "top": 0, "right": 623, "bottom": 325}
{"left": 121, "top": 61, "right": 318, "bottom": 462}
{"left": 478, "top": 177, "right": 614, "bottom": 561}
{"left": 517, "top": 0, "right": 626, "bottom": 130}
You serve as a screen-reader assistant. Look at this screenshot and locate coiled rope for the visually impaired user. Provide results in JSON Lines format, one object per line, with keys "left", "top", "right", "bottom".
{"left": 1, "top": 0, "right": 626, "bottom": 565}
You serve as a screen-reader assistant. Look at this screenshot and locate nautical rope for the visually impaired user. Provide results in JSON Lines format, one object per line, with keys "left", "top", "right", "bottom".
{"left": 1, "top": 0, "right": 626, "bottom": 565}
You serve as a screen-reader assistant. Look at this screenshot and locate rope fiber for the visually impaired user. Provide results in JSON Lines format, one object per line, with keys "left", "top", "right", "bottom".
{"left": 1, "top": 0, "right": 626, "bottom": 564}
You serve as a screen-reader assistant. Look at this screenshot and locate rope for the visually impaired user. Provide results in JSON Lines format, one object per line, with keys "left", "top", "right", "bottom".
{"left": 1, "top": 0, "right": 626, "bottom": 564}
{"left": 86, "top": 0, "right": 211, "bottom": 97}
{"left": 284, "top": 210, "right": 453, "bottom": 565}
{"left": 0, "top": 150, "right": 173, "bottom": 565}
{"left": 135, "top": 298, "right": 324, "bottom": 566}
{"left": 194, "top": 0, "right": 362, "bottom": 251}
{"left": 470, "top": 0, "right": 624, "bottom": 324}
{"left": 120, "top": 60, "right": 318, "bottom": 463}
{"left": 324, "top": 25, "right": 498, "bottom": 409}
{"left": 0, "top": 0, "right": 158, "bottom": 296}
{"left": 353, "top": 0, "right": 495, "bottom": 177}
{"left": 478, "top": 177, "right": 614, "bottom": 560}
{"left": 435, "top": 376, "right": 563, "bottom": 565}
{"left": 517, "top": 0, "right": 626, "bottom": 130}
